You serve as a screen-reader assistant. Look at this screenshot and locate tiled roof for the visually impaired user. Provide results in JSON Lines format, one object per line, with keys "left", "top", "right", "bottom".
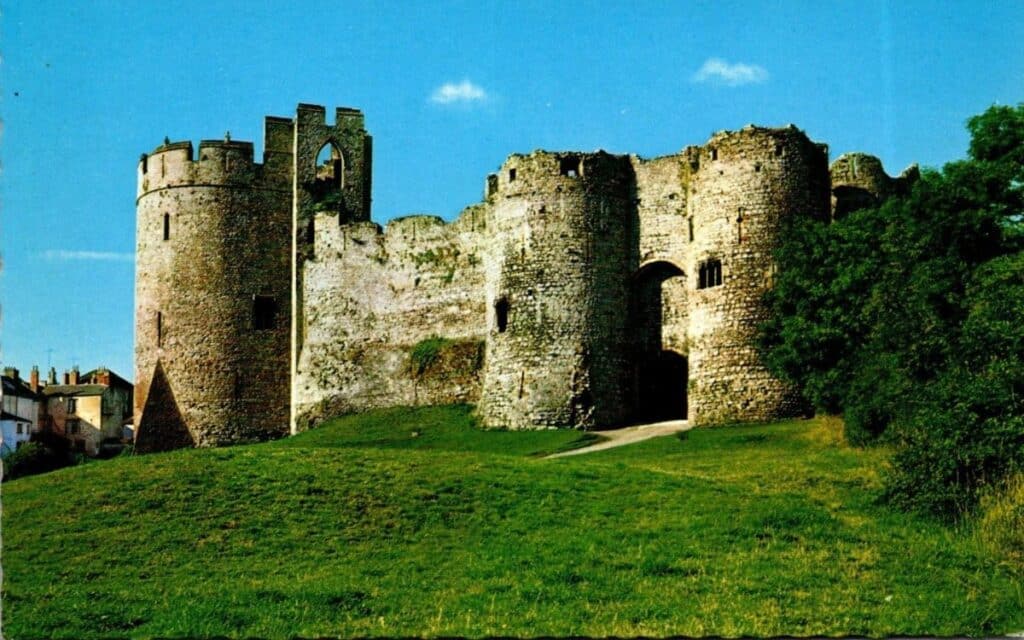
{"left": 1, "top": 375, "right": 39, "bottom": 399}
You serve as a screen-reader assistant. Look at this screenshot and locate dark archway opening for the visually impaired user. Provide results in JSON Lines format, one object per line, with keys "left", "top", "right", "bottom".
{"left": 636, "top": 350, "right": 688, "bottom": 422}
{"left": 630, "top": 261, "right": 688, "bottom": 421}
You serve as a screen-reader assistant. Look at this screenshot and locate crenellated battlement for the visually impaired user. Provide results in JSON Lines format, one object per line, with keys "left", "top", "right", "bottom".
{"left": 696, "top": 125, "right": 828, "bottom": 169}
{"left": 137, "top": 137, "right": 290, "bottom": 198}
{"left": 492, "top": 150, "right": 631, "bottom": 191}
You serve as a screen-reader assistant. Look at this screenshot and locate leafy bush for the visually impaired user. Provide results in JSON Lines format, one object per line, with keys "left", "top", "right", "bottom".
{"left": 3, "top": 441, "right": 78, "bottom": 481}
{"left": 409, "top": 336, "right": 455, "bottom": 377}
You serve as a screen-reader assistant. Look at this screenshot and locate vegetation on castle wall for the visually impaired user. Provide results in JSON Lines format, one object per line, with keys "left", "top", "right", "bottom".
{"left": 409, "top": 336, "right": 484, "bottom": 379}
{"left": 760, "top": 103, "right": 1024, "bottom": 518}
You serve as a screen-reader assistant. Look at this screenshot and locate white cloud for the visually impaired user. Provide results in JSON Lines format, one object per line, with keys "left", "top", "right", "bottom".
{"left": 43, "top": 250, "right": 134, "bottom": 262}
{"left": 691, "top": 58, "right": 769, "bottom": 87}
{"left": 430, "top": 80, "right": 487, "bottom": 105}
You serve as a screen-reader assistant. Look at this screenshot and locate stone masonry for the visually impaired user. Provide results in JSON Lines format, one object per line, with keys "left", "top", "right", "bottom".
{"left": 134, "top": 104, "right": 913, "bottom": 449}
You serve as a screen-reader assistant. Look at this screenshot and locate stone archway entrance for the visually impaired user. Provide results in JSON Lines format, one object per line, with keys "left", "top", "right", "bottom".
{"left": 630, "top": 261, "right": 688, "bottom": 422}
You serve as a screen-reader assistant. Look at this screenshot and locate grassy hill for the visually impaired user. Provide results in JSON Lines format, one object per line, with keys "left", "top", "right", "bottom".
{"left": 4, "top": 405, "right": 1022, "bottom": 638}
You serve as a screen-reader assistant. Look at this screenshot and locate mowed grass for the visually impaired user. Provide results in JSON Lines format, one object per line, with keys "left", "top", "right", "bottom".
{"left": 4, "top": 405, "right": 1022, "bottom": 638}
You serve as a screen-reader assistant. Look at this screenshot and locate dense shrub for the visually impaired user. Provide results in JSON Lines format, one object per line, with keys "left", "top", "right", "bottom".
{"left": 3, "top": 441, "right": 78, "bottom": 481}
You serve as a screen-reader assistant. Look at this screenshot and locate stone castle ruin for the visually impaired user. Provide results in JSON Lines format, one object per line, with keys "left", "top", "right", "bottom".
{"left": 134, "top": 104, "right": 916, "bottom": 451}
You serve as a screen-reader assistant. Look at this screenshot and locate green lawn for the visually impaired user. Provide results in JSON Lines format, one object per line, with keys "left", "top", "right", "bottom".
{"left": 4, "top": 405, "right": 1022, "bottom": 638}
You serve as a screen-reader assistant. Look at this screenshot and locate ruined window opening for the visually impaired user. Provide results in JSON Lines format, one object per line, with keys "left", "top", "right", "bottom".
{"left": 161, "top": 156, "right": 166, "bottom": 177}
{"left": 698, "top": 259, "right": 723, "bottom": 289}
{"left": 315, "top": 142, "right": 343, "bottom": 189}
{"left": 775, "top": 143, "right": 783, "bottom": 157}
{"left": 157, "top": 311, "right": 163, "bottom": 347}
{"left": 253, "top": 296, "right": 277, "bottom": 330}
{"left": 559, "top": 156, "right": 581, "bottom": 178}
{"left": 736, "top": 210, "right": 745, "bottom": 244}
{"left": 163, "top": 213, "right": 170, "bottom": 241}
{"left": 688, "top": 217, "right": 694, "bottom": 242}
{"left": 305, "top": 218, "right": 315, "bottom": 245}
{"left": 710, "top": 148, "right": 718, "bottom": 161}
{"left": 495, "top": 297, "right": 509, "bottom": 333}
{"left": 141, "top": 154, "right": 148, "bottom": 174}
{"left": 509, "top": 168, "right": 517, "bottom": 182}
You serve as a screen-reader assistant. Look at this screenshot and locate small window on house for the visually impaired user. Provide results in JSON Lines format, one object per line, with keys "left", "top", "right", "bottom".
{"left": 495, "top": 297, "right": 509, "bottom": 333}
{"left": 559, "top": 156, "right": 581, "bottom": 178}
{"left": 68, "top": 419, "right": 80, "bottom": 435}
{"left": 157, "top": 311, "right": 163, "bottom": 347}
{"left": 16, "top": 424, "right": 22, "bottom": 435}
{"left": 698, "top": 259, "right": 723, "bottom": 289}
{"left": 163, "top": 213, "right": 170, "bottom": 241}
{"left": 67, "top": 398, "right": 77, "bottom": 414}
{"left": 509, "top": 168, "right": 517, "bottom": 182}
{"left": 253, "top": 296, "right": 277, "bottom": 330}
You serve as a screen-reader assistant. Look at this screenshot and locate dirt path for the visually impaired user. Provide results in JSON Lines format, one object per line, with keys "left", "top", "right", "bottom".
{"left": 547, "top": 419, "right": 691, "bottom": 458}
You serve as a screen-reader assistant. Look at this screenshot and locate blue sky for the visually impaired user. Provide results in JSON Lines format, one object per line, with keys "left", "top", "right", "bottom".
{"left": 3, "top": 1, "right": 1022, "bottom": 381}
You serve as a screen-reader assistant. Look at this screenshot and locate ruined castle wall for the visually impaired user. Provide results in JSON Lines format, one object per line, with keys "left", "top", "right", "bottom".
{"left": 134, "top": 140, "right": 292, "bottom": 450}
{"left": 685, "top": 127, "right": 829, "bottom": 426}
{"left": 478, "top": 152, "right": 636, "bottom": 429}
{"left": 291, "top": 105, "right": 374, "bottom": 430}
{"left": 293, "top": 208, "right": 489, "bottom": 427}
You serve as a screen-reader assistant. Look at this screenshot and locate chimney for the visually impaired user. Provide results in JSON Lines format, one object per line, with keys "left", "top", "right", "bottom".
{"left": 48, "top": 367, "right": 57, "bottom": 385}
{"left": 63, "top": 370, "right": 70, "bottom": 385}
{"left": 30, "top": 366, "right": 40, "bottom": 393}
{"left": 3, "top": 367, "right": 19, "bottom": 380}
{"left": 70, "top": 366, "right": 80, "bottom": 386}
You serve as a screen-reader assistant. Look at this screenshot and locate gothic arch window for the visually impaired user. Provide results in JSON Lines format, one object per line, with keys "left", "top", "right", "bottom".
{"left": 315, "top": 141, "right": 344, "bottom": 189}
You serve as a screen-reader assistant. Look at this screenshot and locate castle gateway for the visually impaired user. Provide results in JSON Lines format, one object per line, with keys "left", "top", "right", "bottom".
{"left": 134, "top": 104, "right": 914, "bottom": 451}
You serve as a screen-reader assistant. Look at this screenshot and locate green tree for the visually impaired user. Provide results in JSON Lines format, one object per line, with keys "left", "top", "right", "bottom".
{"left": 761, "top": 102, "right": 1024, "bottom": 516}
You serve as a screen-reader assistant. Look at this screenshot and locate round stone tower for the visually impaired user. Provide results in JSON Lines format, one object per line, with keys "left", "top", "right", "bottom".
{"left": 830, "top": 152, "right": 919, "bottom": 218}
{"left": 134, "top": 130, "right": 293, "bottom": 450}
{"left": 684, "top": 126, "right": 830, "bottom": 426}
{"left": 478, "top": 151, "right": 637, "bottom": 429}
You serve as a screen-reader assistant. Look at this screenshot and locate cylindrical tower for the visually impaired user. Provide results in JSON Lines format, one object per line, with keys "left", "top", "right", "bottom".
{"left": 478, "top": 151, "right": 637, "bottom": 429}
{"left": 685, "top": 126, "right": 830, "bottom": 426}
{"left": 134, "top": 134, "right": 292, "bottom": 450}
{"left": 830, "top": 152, "right": 918, "bottom": 218}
